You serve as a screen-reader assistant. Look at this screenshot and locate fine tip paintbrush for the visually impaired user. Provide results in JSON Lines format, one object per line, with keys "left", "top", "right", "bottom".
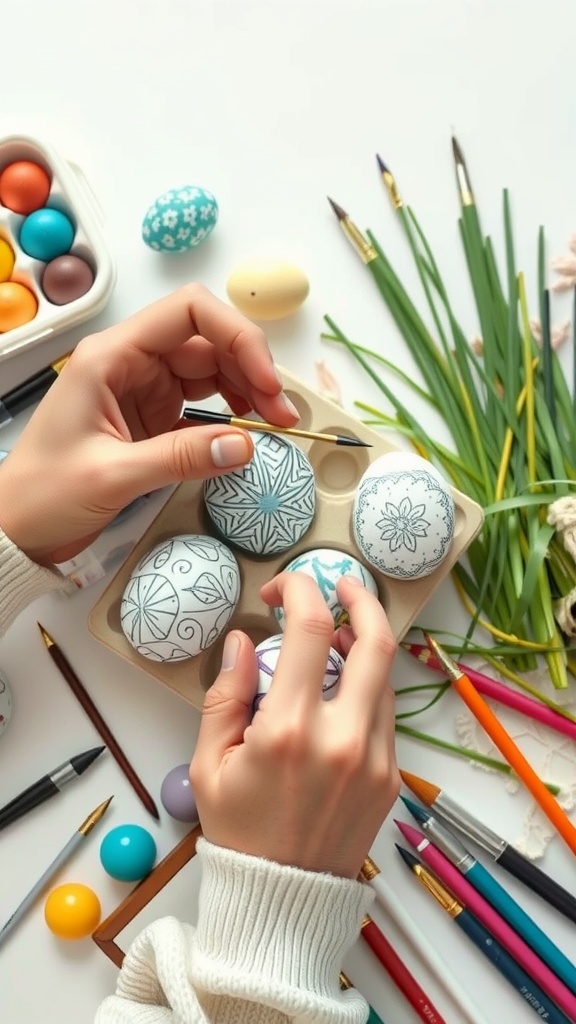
{"left": 182, "top": 406, "right": 371, "bottom": 448}
{"left": 327, "top": 196, "right": 379, "bottom": 265}
{"left": 375, "top": 155, "right": 403, "bottom": 209}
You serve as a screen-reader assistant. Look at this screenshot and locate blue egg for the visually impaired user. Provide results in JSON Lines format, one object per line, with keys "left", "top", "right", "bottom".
{"left": 142, "top": 185, "right": 218, "bottom": 253}
{"left": 19, "top": 207, "right": 75, "bottom": 261}
{"left": 100, "top": 824, "right": 157, "bottom": 882}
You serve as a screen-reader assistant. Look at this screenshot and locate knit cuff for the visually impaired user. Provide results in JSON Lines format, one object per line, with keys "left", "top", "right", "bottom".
{"left": 0, "top": 528, "right": 66, "bottom": 635}
{"left": 191, "top": 838, "right": 373, "bottom": 1023}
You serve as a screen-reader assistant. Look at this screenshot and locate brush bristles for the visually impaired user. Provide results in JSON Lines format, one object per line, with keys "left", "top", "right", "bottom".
{"left": 399, "top": 770, "right": 440, "bottom": 806}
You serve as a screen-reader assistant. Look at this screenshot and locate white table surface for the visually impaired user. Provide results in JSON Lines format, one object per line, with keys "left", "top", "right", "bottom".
{"left": 1, "top": 1, "right": 576, "bottom": 1021}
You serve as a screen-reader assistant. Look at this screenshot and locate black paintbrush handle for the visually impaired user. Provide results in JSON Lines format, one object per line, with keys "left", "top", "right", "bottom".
{"left": 183, "top": 408, "right": 231, "bottom": 425}
{"left": 0, "top": 777, "right": 58, "bottom": 832}
{"left": 498, "top": 845, "right": 576, "bottom": 925}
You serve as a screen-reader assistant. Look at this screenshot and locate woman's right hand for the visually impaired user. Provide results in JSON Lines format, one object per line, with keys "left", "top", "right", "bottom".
{"left": 190, "top": 572, "right": 400, "bottom": 880}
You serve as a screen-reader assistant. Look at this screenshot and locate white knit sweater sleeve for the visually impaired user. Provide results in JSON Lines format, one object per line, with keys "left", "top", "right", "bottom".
{"left": 95, "top": 838, "right": 374, "bottom": 1024}
{"left": 0, "top": 527, "right": 66, "bottom": 635}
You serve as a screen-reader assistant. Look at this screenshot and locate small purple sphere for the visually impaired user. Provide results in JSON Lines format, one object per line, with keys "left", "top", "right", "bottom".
{"left": 160, "top": 763, "right": 198, "bottom": 822}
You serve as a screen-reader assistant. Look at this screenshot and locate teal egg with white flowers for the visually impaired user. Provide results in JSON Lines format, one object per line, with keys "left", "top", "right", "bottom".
{"left": 141, "top": 186, "right": 218, "bottom": 253}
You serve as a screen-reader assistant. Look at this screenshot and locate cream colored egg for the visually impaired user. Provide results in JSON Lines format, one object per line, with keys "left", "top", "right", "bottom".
{"left": 226, "top": 260, "right": 309, "bottom": 320}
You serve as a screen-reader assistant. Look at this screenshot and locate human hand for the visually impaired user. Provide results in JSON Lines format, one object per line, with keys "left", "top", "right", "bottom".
{"left": 190, "top": 573, "right": 400, "bottom": 879}
{"left": 0, "top": 284, "right": 297, "bottom": 564}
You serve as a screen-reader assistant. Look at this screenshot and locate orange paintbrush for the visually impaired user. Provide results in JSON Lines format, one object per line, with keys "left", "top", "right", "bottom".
{"left": 422, "top": 633, "right": 576, "bottom": 858}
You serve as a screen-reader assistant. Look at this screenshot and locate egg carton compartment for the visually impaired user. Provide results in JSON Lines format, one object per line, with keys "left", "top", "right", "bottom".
{"left": 88, "top": 368, "right": 484, "bottom": 711}
{"left": 0, "top": 134, "right": 115, "bottom": 360}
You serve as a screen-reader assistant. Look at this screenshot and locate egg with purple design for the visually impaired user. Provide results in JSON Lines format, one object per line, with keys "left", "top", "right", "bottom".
{"left": 252, "top": 633, "right": 344, "bottom": 713}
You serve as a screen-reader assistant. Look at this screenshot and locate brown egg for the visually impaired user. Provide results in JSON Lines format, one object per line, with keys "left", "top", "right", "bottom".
{"left": 41, "top": 254, "right": 95, "bottom": 305}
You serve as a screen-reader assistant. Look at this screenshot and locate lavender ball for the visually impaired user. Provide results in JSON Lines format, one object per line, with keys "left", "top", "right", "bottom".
{"left": 160, "top": 763, "right": 198, "bottom": 822}
{"left": 41, "top": 254, "right": 94, "bottom": 305}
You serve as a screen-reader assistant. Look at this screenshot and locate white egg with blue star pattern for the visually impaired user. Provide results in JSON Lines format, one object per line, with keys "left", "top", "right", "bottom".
{"left": 352, "top": 451, "right": 455, "bottom": 579}
{"left": 141, "top": 185, "right": 218, "bottom": 252}
{"left": 203, "top": 431, "right": 316, "bottom": 555}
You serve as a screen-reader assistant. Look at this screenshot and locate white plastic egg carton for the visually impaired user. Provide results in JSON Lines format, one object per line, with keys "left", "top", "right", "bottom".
{"left": 0, "top": 134, "right": 116, "bottom": 361}
{"left": 88, "top": 368, "right": 484, "bottom": 711}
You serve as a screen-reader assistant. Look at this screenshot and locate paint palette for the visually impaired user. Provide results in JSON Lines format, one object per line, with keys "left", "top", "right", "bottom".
{"left": 88, "top": 368, "right": 484, "bottom": 710}
{"left": 0, "top": 134, "right": 115, "bottom": 361}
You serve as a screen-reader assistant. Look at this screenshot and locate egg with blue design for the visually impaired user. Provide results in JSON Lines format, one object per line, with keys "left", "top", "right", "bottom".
{"left": 204, "top": 431, "right": 316, "bottom": 556}
{"left": 273, "top": 547, "right": 379, "bottom": 629}
{"left": 120, "top": 534, "right": 240, "bottom": 662}
{"left": 141, "top": 185, "right": 218, "bottom": 253}
{"left": 352, "top": 451, "right": 455, "bottom": 579}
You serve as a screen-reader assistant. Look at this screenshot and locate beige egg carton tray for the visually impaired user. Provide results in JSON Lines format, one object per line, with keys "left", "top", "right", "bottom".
{"left": 88, "top": 367, "right": 484, "bottom": 710}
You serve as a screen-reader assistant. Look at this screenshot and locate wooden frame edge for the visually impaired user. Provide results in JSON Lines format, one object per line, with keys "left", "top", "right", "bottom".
{"left": 92, "top": 823, "right": 203, "bottom": 968}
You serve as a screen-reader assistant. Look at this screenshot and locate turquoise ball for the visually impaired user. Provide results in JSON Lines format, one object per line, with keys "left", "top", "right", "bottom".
{"left": 19, "top": 208, "right": 75, "bottom": 261}
{"left": 100, "top": 824, "right": 157, "bottom": 882}
{"left": 142, "top": 185, "right": 218, "bottom": 253}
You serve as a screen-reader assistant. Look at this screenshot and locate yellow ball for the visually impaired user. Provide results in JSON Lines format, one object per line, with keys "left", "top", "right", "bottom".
{"left": 0, "top": 239, "right": 15, "bottom": 282}
{"left": 44, "top": 883, "right": 101, "bottom": 940}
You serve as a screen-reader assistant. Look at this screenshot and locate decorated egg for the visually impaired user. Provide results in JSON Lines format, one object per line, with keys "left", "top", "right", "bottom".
{"left": 141, "top": 186, "right": 218, "bottom": 253}
{"left": 0, "top": 238, "right": 15, "bottom": 282}
{"left": 204, "top": 431, "right": 316, "bottom": 555}
{"left": 274, "top": 547, "right": 379, "bottom": 629}
{"left": 253, "top": 633, "right": 344, "bottom": 711}
{"left": 353, "top": 451, "right": 455, "bottom": 580}
{"left": 226, "top": 260, "right": 309, "bottom": 320}
{"left": 120, "top": 534, "right": 240, "bottom": 662}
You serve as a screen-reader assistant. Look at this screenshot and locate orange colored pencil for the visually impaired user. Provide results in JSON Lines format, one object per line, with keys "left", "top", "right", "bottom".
{"left": 423, "top": 634, "right": 576, "bottom": 858}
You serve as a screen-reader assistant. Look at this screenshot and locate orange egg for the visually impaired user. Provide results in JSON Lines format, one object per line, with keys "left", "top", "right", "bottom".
{"left": 0, "top": 238, "right": 15, "bottom": 282}
{"left": 0, "top": 281, "right": 38, "bottom": 332}
{"left": 44, "top": 883, "right": 101, "bottom": 940}
{"left": 0, "top": 160, "right": 51, "bottom": 214}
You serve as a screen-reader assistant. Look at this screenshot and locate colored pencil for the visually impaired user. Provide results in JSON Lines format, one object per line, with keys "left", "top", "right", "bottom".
{"left": 182, "top": 407, "right": 371, "bottom": 447}
{"left": 360, "top": 913, "right": 447, "bottom": 1024}
{"left": 399, "top": 770, "right": 576, "bottom": 925}
{"left": 360, "top": 855, "right": 489, "bottom": 1024}
{"left": 0, "top": 797, "right": 112, "bottom": 947}
{"left": 423, "top": 633, "right": 576, "bottom": 856}
{"left": 397, "top": 846, "right": 572, "bottom": 1024}
{"left": 395, "top": 821, "right": 576, "bottom": 1022}
{"left": 38, "top": 625, "right": 159, "bottom": 820}
{"left": 400, "top": 796, "right": 576, "bottom": 997}
{"left": 402, "top": 642, "right": 576, "bottom": 740}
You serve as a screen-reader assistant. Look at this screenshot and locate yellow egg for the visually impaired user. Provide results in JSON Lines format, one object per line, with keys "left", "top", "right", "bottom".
{"left": 0, "top": 238, "right": 15, "bottom": 282}
{"left": 226, "top": 260, "right": 309, "bottom": 321}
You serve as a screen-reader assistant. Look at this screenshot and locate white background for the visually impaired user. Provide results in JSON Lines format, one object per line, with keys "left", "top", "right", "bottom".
{"left": 1, "top": 1, "right": 576, "bottom": 1021}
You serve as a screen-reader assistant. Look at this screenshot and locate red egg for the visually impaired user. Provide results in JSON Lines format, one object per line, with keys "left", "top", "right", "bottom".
{"left": 0, "top": 281, "right": 38, "bottom": 332}
{"left": 0, "top": 160, "right": 51, "bottom": 214}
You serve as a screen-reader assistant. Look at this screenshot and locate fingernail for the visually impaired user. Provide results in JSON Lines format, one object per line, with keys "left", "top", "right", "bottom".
{"left": 211, "top": 433, "right": 251, "bottom": 468}
{"left": 343, "top": 574, "right": 363, "bottom": 587}
{"left": 281, "top": 392, "right": 300, "bottom": 419}
{"left": 221, "top": 633, "right": 240, "bottom": 671}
